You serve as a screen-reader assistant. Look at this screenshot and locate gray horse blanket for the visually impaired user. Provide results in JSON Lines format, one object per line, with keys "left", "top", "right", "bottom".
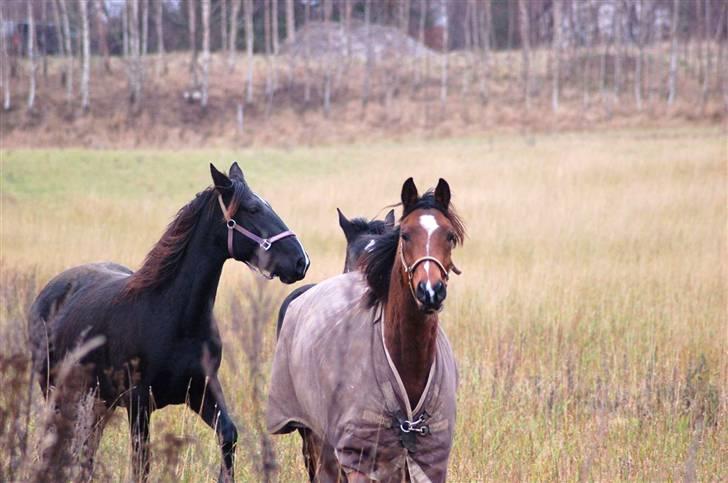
{"left": 267, "top": 272, "right": 458, "bottom": 482}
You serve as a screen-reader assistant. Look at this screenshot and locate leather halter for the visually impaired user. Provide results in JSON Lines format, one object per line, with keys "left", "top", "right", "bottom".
{"left": 399, "top": 247, "right": 461, "bottom": 303}
{"left": 218, "top": 195, "right": 296, "bottom": 259}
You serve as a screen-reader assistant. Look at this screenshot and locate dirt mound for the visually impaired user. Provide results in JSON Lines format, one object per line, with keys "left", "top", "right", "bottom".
{"left": 281, "top": 21, "right": 435, "bottom": 62}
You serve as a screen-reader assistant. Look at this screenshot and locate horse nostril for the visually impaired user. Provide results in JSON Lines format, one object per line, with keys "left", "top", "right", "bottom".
{"left": 433, "top": 281, "right": 447, "bottom": 303}
{"left": 416, "top": 282, "right": 429, "bottom": 304}
{"left": 296, "top": 256, "right": 308, "bottom": 277}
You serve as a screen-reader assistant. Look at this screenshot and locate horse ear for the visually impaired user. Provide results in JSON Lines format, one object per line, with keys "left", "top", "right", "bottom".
{"left": 229, "top": 161, "right": 245, "bottom": 182}
{"left": 435, "top": 178, "right": 451, "bottom": 209}
{"left": 401, "top": 177, "right": 419, "bottom": 212}
{"left": 337, "top": 208, "right": 355, "bottom": 241}
{"left": 210, "top": 163, "right": 232, "bottom": 193}
{"left": 384, "top": 209, "right": 395, "bottom": 227}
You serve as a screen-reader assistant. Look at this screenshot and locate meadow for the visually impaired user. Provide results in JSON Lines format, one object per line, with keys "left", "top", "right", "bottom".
{"left": 1, "top": 125, "right": 726, "bottom": 481}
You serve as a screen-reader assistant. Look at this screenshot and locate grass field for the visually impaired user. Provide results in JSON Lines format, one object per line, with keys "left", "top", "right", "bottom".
{"left": 1, "top": 126, "right": 726, "bottom": 481}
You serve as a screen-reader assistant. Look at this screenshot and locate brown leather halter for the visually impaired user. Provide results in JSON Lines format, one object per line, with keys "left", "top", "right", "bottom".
{"left": 399, "top": 247, "right": 462, "bottom": 303}
{"left": 218, "top": 195, "right": 296, "bottom": 260}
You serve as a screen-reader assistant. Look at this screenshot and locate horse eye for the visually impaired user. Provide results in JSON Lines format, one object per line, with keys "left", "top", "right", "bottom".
{"left": 401, "top": 233, "right": 410, "bottom": 242}
{"left": 247, "top": 203, "right": 261, "bottom": 214}
{"left": 447, "top": 233, "right": 456, "bottom": 243}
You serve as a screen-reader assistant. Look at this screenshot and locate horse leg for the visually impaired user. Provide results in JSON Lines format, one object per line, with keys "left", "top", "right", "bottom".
{"left": 126, "top": 389, "right": 151, "bottom": 482}
{"left": 298, "top": 428, "right": 347, "bottom": 482}
{"left": 187, "top": 375, "right": 238, "bottom": 483}
{"left": 79, "top": 405, "right": 110, "bottom": 481}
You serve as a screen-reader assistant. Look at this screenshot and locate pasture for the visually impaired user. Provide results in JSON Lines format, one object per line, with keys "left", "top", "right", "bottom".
{"left": 1, "top": 126, "right": 725, "bottom": 481}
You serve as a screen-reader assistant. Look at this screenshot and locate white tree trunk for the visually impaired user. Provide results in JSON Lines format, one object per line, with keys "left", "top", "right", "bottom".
{"left": 221, "top": 0, "right": 228, "bottom": 56}
{"left": 94, "top": 0, "right": 111, "bottom": 73}
{"left": 156, "top": 0, "right": 166, "bottom": 76}
{"left": 0, "top": 2, "right": 10, "bottom": 110}
{"left": 129, "top": 0, "right": 142, "bottom": 110}
{"left": 286, "top": 0, "right": 295, "bottom": 42}
{"left": 59, "top": 0, "right": 73, "bottom": 106}
{"left": 244, "top": 0, "right": 254, "bottom": 103}
{"left": 440, "top": 0, "right": 448, "bottom": 109}
{"left": 141, "top": 0, "right": 149, "bottom": 56}
{"left": 518, "top": 0, "right": 530, "bottom": 110}
{"left": 201, "top": 0, "right": 210, "bottom": 108}
{"left": 552, "top": 0, "right": 561, "bottom": 112}
{"left": 27, "top": 1, "right": 36, "bottom": 111}
{"left": 272, "top": 0, "right": 279, "bottom": 55}
{"left": 667, "top": 0, "right": 679, "bottom": 105}
{"left": 80, "top": 0, "right": 91, "bottom": 112}
{"left": 188, "top": 0, "right": 198, "bottom": 86}
{"left": 228, "top": 0, "right": 241, "bottom": 71}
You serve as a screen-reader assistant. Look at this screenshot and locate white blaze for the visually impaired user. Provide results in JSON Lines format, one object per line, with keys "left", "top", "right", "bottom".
{"left": 419, "top": 214, "right": 440, "bottom": 298}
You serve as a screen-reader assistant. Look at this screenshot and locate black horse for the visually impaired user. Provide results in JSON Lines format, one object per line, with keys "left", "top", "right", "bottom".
{"left": 28, "top": 163, "right": 309, "bottom": 482}
{"left": 275, "top": 208, "right": 394, "bottom": 336}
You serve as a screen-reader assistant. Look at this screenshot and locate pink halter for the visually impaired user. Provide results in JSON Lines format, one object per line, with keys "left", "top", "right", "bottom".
{"left": 218, "top": 195, "right": 296, "bottom": 259}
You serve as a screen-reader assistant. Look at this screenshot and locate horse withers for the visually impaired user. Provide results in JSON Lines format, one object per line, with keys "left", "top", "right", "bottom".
{"left": 28, "top": 162, "right": 309, "bottom": 482}
{"left": 276, "top": 208, "right": 395, "bottom": 336}
{"left": 267, "top": 178, "right": 465, "bottom": 482}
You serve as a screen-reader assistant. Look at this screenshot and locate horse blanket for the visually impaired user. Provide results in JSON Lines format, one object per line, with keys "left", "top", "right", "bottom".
{"left": 267, "top": 272, "right": 458, "bottom": 482}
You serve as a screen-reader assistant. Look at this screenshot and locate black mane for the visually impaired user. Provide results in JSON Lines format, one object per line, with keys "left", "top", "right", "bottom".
{"left": 123, "top": 179, "right": 249, "bottom": 296}
{"left": 349, "top": 217, "right": 391, "bottom": 237}
{"left": 360, "top": 191, "right": 465, "bottom": 307}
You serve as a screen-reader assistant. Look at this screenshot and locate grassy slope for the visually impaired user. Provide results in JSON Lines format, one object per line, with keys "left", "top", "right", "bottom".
{"left": 1, "top": 126, "right": 726, "bottom": 481}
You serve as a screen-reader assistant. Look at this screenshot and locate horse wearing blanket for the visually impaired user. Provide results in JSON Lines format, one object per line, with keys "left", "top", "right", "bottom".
{"left": 267, "top": 178, "right": 465, "bottom": 482}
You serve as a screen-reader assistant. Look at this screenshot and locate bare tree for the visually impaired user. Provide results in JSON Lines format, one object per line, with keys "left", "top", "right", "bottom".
{"left": 41, "top": 0, "right": 48, "bottom": 78}
{"left": 478, "top": 0, "right": 492, "bottom": 103}
{"left": 668, "top": 0, "right": 679, "bottom": 105}
{"left": 322, "top": 0, "right": 333, "bottom": 115}
{"left": 80, "top": 0, "right": 90, "bottom": 112}
{"left": 27, "top": 0, "right": 36, "bottom": 111}
{"left": 51, "top": 0, "right": 65, "bottom": 81}
{"left": 59, "top": 0, "right": 73, "bottom": 106}
{"left": 614, "top": 0, "right": 623, "bottom": 102}
{"left": 440, "top": 0, "right": 449, "bottom": 110}
{"left": 244, "top": 0, "right": 254, "bottom": 103}
{"left": 188, "top": 0, "right": 198, "bottom": 86}
{"left": 221, "top": 0, "right": 228, "bottom": 55}
{"left": 201, "top": 0, "right": 210, "bottom": 108}
{"left": 272, "top": 0, "right": 279, "bottom": 55}
{"left": 156, "top": 0, "right": 167, "bottom": 76}
{"left": 303, "top": 0, "right": 311, "bottom": 104}
{"left": 264, "top": 0, "right": 273, "bottom": 110}
{"left": 228, "top": 0, "right": 241, "bottom": 71}
{"left": 362, "top": 0, "right": 372, "bottom": 111}
{"left": 286, "top": 0, "right": 295, "bottom": 43}
{"left": 141, "top": 0, "right": 149, "bottom": 56}
{"left": 518, "top": 0, "right": 531, "bottom": 110}
{"left": 0, "top": 2, "right": 9, "bottom": 110}
{"left": 128, "top": 0, "right": 143, "bottom": 110}
{"left": 122, "top": 0, "right": 129, "bottom": 57}
{"left": 552, "top": 0, "right": 562, "bottom": 112}
{"left": 94, "top": 0, "right": 111, "bottom": 73}
{"left": 634, "top": 0, "right": 645, "bottom": 110}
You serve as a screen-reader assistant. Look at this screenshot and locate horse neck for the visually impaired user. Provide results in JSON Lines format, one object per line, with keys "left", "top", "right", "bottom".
{"left": 383, "top": 250, "right": 438, "bottom": 409}
{"left": 162, "top": 211, "right": 227, "bottom": 331}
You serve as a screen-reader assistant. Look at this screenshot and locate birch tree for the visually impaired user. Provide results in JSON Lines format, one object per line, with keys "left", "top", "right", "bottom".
{"left": 156, "top": 0, "right": 166, "bottom": 76}
{"left": 272, "top": 0, "right": 279, "bottom": 55}
{"left": 27, "top": 1, "right": 37, "bottom": 111}
{"left": 80, "top": 0, "right": 90, "bottom": 112}
{"left": 286, "top": 0, "right": 295, "bottom": 43}
{"left": 518, "top": 0, "right": 531, "bottom": 110}
{"left": 228, "top": 0, "right": 241, "bottom": 71}
{"left": 142, "top": 0, "right": 149, "bottom": 56}
{"left": 478, "top": 0, "right": 492, "bottom": 103}
{"left": 362, "top": 0, "right": 372, "bottom": 110}
{"left": 552, "top": 0, "right": 562, "bottom": 112}
{"left": 0, "top": 2, "right": 9, "bottom": 110}
{"left": 668, "top": 0, "right": 679, "bottom": 105}
{"left": 94, "top": 0, "right": 111, "bottom": 73}
{"left": 440, "top": 0, "right": 449, "bottom": 109}
{"left": 188, "top": 0, "right": 198, "bottom": 86}
{"left": 129, "top": 0, "right": 143, "bottom": 110}
{"left": 244, "top": 0, "right": 254, "bottom": 103}
{"left": 221, "top": 0, "right": 228, "bottom": 56}
{"left": 201, "top": 0, "right": 210, "bottom": 108}
{"left": 59, "top": 0, "right": 73, "bottom": 106}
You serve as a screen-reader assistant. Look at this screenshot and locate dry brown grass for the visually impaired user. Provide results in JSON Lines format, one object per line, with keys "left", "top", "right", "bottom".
{"left": 1, "top": 125, "right": 726, "bottom": 480}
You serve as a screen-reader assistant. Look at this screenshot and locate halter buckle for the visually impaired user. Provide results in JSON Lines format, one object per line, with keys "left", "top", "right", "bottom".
{"left": 226, "top": 219, "right": 236, "bottom": 229}
{"left": 260, "top": 239, "right": 272, "bottom": 251}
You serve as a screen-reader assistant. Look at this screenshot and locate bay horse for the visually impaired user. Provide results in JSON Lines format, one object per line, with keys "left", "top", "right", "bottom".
{"left": 275, "top": 208, "right": 395, "bottom": 336}
{"left": 28, "top": 162, "right": 309, "bottom": 482}
{"left": 267, "top": 178, "right": 464, "bottom": 482}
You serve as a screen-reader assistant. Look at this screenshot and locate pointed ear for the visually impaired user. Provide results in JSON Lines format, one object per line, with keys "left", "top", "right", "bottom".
{"left": 384, "top": 209, "right": 395, "bottom": 227}
{"left": 435, "top": 178, "right": 451, "bottom": 209}
{"left": 229, "top": 161, "right": 245, "bottom": 182}
{"left": 210, "top": 163, "right": 232, "bottom": 193}
{"left": 337, "top": 208, "right": 354, "bottom": 241}
{"left": 401, "top": 177, "right": 419, "bottom": 212}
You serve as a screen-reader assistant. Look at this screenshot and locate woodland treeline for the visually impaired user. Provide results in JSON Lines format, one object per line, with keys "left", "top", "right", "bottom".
{"left": 1, "top": 0, "right": 726, "bottom": 121}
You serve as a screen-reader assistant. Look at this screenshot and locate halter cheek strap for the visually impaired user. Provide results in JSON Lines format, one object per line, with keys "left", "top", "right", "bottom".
{"left": 399, "top": 248, "right": 462, "bottom": 302}
{"left": 218, "top": 195, "right": 296, "bottom": 259}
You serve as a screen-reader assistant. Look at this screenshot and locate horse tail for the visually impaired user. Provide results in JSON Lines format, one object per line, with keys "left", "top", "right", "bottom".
{"left": 276, "top": 284, "right": 316, "bottom": 338}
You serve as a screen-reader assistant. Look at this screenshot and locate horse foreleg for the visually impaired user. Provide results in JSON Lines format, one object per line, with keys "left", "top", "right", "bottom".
{"left": 188, "top": 376, "right": 238, "bottom": 483}
{"left": 126, "top": 390, "right": 151, "bottom": 482}
{"left": 298, "top": 427, "right": 320, "bottom": 481}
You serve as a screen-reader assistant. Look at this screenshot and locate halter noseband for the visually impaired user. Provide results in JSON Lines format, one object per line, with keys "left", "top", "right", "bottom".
{"left": 218, "top": 195, "right": 296, "bottom": 259}
{"left": 399, "top": 247, "right": 462, "bottom": 303}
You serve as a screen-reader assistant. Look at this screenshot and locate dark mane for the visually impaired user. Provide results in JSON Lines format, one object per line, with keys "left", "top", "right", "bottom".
{"left": 360, "top": 191, "right": 465, "bottom": 307}
{"left": 123, "top": 180, "right": 249, "bottom": 296}
{"left": 349, "top": 217, "right": 391, "bottom": 236}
